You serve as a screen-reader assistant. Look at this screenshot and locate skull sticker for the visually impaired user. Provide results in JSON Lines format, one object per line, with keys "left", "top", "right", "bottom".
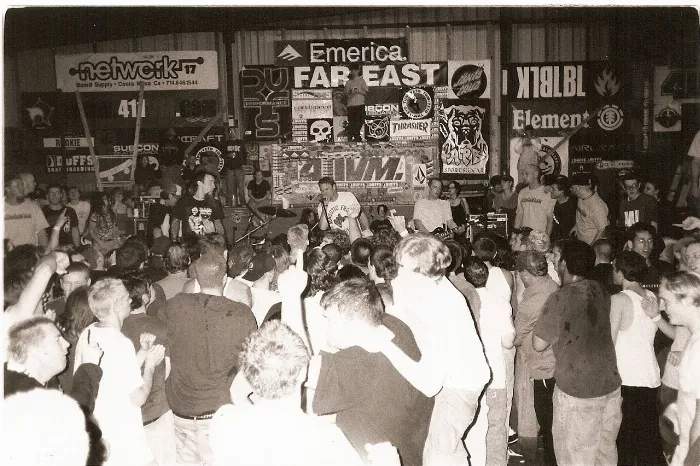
{"left": 308, "top": 118, "right": 334, "bottom": 143}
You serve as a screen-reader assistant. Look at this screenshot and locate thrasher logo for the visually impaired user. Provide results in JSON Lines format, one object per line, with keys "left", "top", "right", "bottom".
{"left": 278, "top": 45, "right": 302, "bottom": 61}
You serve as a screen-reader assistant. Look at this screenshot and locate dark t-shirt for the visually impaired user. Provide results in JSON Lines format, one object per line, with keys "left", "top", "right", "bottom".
{"left": 247, "top": 180, "right": 270, "bottom": 200}
{"left": 224, "top": 139, "right": 247, "bottom": 171}
{"left": 370, "top": 218, "right": 393, "bottom": 233}
{"left": 552, "top": 197, "right": 577, "bottom": 241}
{"left": 146, "top": 202, "right": 171, "bottom": 245}
{"left": 533, "top": 279, "right": 621, "bottom": 398}
{"left": 43, "top": 205, "right": 79, "bottom": 245}
{"left": 159, "top": 137, "right": 184, "bottom": 167}
{"left": 121, "top": 312, "right": 170, "bottom": 422}
{"left": 162, "top": 293, "right": 256, "bottom": 415}
{"left": 313, "top": 314, "right": 434, "bottom": 466}
{"left": 619, "top": 193, "right": 658, "bottom": 230}
{"left": 4, "top": 365, "right": 59, "bottom": 397}
{"left": 173, "top": 195, "right": 224, "bottom": 238}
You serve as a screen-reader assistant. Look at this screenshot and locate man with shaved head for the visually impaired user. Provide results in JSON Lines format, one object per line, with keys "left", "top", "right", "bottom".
{"left": 514, "top": 165, "right": 556, "bottom": 237}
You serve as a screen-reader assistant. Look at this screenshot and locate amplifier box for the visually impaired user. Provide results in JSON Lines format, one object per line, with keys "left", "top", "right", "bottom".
{"left": 468, "top": 213, "right": 508, "bottom": 240}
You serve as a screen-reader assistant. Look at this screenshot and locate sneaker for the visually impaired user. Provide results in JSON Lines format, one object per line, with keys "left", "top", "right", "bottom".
{"left": 508, "top": 430, "right": 519, "bottom": 445}
{"left": 507, "top": 447, "right": 523, "bottom": 458}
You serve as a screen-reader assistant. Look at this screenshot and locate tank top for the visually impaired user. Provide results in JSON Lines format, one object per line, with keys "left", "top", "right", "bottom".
{"left": 486, "top": 266, "right": 512, "bottom": 303}
{"left": 615, "top": 289, "right": 661, "bottom": 388}
{"left": 450, "top": 200, "right": 467, "bottom": 226}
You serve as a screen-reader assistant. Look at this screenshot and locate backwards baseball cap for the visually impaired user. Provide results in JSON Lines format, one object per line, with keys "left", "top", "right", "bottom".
{"left": 515, "top": 250, "right": 549, "bottom": 277}
{"left": 242, "top": 253, "right": 276, "bottom": 282}
{"left": 229, "top": 244, "right": 254, "bottom": 277}
{"left": 165, "top": 183, "right": 182, "bottom": 197}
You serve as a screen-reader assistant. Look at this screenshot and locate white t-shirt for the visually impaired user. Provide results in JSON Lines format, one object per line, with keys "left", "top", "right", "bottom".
{"left": 74, "top": 324, "right": 153, "bottom": 466}
{"left": 477, "top": 288, "right": 515, "bottom": 389}
{"left": 69, "top": 200, "right": 91, "bottom": 234}
{"left": 250, "top": 287, "right": 281, "bottom": 327}
{"left": 575, "top": 192, "right": 609, "bottom": 245}
{"left": 516, "top": 185, "right": 556, "bottom": 232}
{"left": 211, "top": 403, "right": 363, "bottom": 466}
{"left": 318, "top": 191, "right": 361, "bottom": 236}
{"left": 672, "top": 333, "right": 700, "bottom": 466}
{"left": 390, "top": 273, "right": 490, "bottom": 392}
{"left": 413, "top": 198, "right": 453, "bottom": 232}
{"left": 4, "top": 199, "right": 49, "bottom": 246}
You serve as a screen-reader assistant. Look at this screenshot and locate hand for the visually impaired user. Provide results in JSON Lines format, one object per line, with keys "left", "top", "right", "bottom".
{"left": 305, "top": 355, "right": 323, "bottom": 390}
{"left": 55, "top": 209, "right": 69, "bottom": 229}
{"left": 641, "top": 296, "right": 660, "bottom": 320}
{"left": 387, "top": 214, "right": 407, "bottom": 234}
{"left": 355, "top": 325, "right": 394, "bottom": 353}
{"left": 83, "top": 331, "right": 104, "bottom": 366}
{"left": 682, "top": 216, "right": 700, "bottom": 231}
{"left": 365, "top": 442, "right": 400, "bottom": 466}
{"left": 139, "top": 333, "right": 156, "bottom": 351}
{"left": 45, "top": 308, "right": 57, "bottom": 322}
{"left": 668, "top": 350, "right": 682, "bottom": 367}
{"left": 145, "top": 344, "right": 165, "bottom": 367}
{"left": 55, "top": 251, "right": 70, "bottom": 273}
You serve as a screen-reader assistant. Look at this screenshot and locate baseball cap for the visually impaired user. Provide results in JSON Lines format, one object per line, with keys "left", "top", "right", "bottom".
{"left": 242, "top": 253, "right": 276, "bottom": 282}
{"left": 165, "top": 183, "right": 182, "bottom": 197}
{"left": 229, "top": 244, "right": 254, "bottom": 277}
{"left": 515, "top": 250, "right": 548, "bottom": 276}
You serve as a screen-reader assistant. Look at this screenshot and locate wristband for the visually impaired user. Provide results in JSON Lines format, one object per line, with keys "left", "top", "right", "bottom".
{"left": 652, "top": 314, "right": 662, "bottom": 322}
{"left": 53, "top": 226, "right": 62, "bottom": 231}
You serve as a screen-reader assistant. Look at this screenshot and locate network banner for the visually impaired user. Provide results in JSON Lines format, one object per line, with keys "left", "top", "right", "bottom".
{"left": 55, "top": 51, "right": 219, "bottom": 92}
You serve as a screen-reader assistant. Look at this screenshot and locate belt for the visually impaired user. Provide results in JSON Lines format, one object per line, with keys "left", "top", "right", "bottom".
{"left": 173, "top": 410, "right": 216, "bottom": 421}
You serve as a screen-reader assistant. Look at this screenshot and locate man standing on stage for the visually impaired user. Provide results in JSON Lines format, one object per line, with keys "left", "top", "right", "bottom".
{"left": 317, "top": 176, "right": 370, "bottom": 243}
{"left": 171, "top": 167, "right": 225, "bottom": 241}
{"left": 223, "top": 126, "right": 247, "bottom": 207}
{"left": 413, "top": 178, "right": 458, "bottom": 234}
{"left": 344, "top": 64, "right": 368, "bottom": 143}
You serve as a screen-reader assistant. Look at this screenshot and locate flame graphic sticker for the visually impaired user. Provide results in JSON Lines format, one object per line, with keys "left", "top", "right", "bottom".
{"left": 595, "top": 67, "right": 621, "bottom": 97}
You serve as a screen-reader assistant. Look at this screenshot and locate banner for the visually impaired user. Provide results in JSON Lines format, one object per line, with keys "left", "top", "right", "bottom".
{"left": 291, "top": 89, "right": 333, "bottom": 143}
{"left": 438, "top": 99, "right": 490, "bottom": 175}
{"left": 22, "top": 91, "right": 220, "bottom": 130}
{"left": 275, "top": 38, "right": 409, "bottom": 67}
{"left": 653, "top": 66, "right": 682, "bottom": 132}
{"left": 55, "top": 51, "right": 219, "bottom": 92}
{"left": 270, "top": 142, "right": 438, "bottom": 206}
{"left": 508, "top": 136, "right": 569, "bottom": 179}
{"left": 293, "top": 62, "right": 445, "bottom": 89}
{"left": 241, "top": 66, "right": 292, "bottom": 141}
{"left": 389, "top": 118, "right": 432, "bottom": 141}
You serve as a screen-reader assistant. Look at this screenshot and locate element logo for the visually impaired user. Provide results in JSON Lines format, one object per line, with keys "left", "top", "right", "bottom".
{"left": 26, "top": 98, "right": 54, "bottom": 128}
{"left": 598, "top": 105, "right": 624, "bottom": 131}
{"left": 278, "top": 45, "right": 302, "bottom": 62}
{"left": 402, "top": 88, "right": 432, "bottom": 119}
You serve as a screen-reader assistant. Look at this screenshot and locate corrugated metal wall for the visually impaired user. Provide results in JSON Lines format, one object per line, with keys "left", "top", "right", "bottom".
{"left": 7, "top": 14, "right": 610, "bottom": 180}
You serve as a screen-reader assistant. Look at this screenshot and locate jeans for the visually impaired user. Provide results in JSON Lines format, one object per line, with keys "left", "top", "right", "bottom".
{"left": 224, "top": 168, "right": 246, "bottom": 205}
{"left": 347, "top": 105, "right": 365, "bottom": 141}
{"left": 618, "top": 385, "right": 665, "bottom": 466}
{"left": 424, "top": 387, "right": 481, "bottom": 466}
{"left": 144, "top": 410, "right": 176, "bottom": 466}
{"left": 485, "top": 388, "right": 508, "bottom": 466}
{"left": 658, "top": 383, "right": 680, "bottom": 461}
{"left": 173, "top": 414, "right": 213, "bottom": 465}
{"left": 534, "top": 378, "right": 556, "bottom": 466}
{"left": 552, "top": 385, "right": 622, "bottom": 466}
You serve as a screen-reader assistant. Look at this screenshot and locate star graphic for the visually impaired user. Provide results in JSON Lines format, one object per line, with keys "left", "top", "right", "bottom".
{"left": 25, "top": 98, "right": 54, "bottom": 127}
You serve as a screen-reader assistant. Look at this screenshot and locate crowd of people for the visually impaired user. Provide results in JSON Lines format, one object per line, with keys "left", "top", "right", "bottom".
{"left": 4, "top": 159, "right": 700, "bottom": 466}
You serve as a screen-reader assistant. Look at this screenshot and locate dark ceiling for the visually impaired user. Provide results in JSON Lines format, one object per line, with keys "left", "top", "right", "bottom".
{"left": 3, "top": 6, "right": 383, "bottom": 56}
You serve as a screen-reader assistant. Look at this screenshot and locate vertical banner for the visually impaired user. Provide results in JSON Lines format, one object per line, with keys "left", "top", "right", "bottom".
{"left": 438, "top": 99, "right": 490, "bottom": 175}
{"left": 653, "top": 66, "right": 682, "bottom": 132}
{"left": 241, "top": 66, "right": 292, "bottom": 141}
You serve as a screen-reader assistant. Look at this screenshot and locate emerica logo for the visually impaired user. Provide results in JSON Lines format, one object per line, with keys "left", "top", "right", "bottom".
{"left": 69, "top": 56, "right": 205, "bottom": 81}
